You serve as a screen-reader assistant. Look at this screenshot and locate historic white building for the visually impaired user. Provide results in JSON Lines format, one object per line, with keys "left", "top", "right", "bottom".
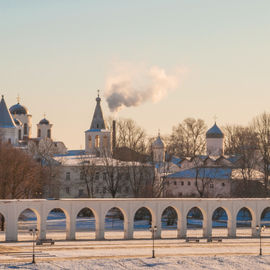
{"left": 0, "top": 95, "right": 67, "bottom": 156}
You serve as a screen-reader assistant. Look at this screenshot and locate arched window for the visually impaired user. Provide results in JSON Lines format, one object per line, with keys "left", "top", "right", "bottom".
{"left": 88, "top": 135, "right": 92, "bottom": 148}
{"left": 95, "top": 135, "right": 99, "bottom": 148}
{"left": 18, "top": 130, "right": 22, "bottom": 140}
{"left": 38, "top": 129, "right": 41, "bottom": 137}
{"left": 24, "top": 124, "right": 28, "bottom": 135}
{"left": 103, "top": 135, "right": 108, "bottom": 148}
{"left": 47, "top": 129, "right": 51, "bottom": 138}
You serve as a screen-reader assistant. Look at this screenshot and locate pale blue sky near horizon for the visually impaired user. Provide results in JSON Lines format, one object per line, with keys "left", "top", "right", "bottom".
{"left": 0, "top": 1, "right": 269, "bottom": 149}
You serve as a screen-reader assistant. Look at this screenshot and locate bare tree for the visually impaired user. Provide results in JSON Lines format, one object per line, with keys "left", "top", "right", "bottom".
{"left": 102, "top": 154, "right": 123, "bottom": 198}
{"left": 79, "top": 154, "right": 97, "bottom": 198}
{"left": 126, "top": 160, "right": 154, "bottom": 198}
{"left": 253, "top": 112, "right": 270, "bottom": 189}
{"left": 0, "top": 142, "right": 45, "bottom": 199}
{"left": 107, "top": 117, "right": 147, "bottom": 153}
{"left": 223, "top": 125, "right": 259, "bottom": 181}
{"left": 167, "top": 118, "right": 207, "bottom": 157}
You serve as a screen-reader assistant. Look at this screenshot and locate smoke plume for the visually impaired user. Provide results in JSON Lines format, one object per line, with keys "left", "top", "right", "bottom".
{"left": 105, "top": 63, "right": 183, "bottom": 112}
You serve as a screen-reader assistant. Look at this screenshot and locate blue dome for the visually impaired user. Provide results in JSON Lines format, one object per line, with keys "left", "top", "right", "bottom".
{"left": 206, "top": 123, "right": 224, "bottom": 138}
{"left": 39, "top": 118, "right": 50, "bottom": 125}
{"left": 9, "top": 103, "right": 28, "bottom": 115}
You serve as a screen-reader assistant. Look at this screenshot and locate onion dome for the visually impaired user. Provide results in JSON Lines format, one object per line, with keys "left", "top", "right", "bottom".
{"left": 39, "top": 118, "right": 50, "bottom": 125}
{"left": 13, "top": 117, "right": 22, "bottom": 126}
{"left": 9, "top": 103, "right": 28, "bottom": 115}
{"left": 206, "top": 123, "right": 224, "bottom": 138}
{"left": 152, "top": 134, "right": 164, "bottom": 148}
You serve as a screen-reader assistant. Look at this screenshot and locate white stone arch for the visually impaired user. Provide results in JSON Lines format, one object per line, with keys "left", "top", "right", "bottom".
{"left": 211, "top": 206, "right": 230, "bottom": 237}
{"left": 75, "top": 207, "right": 97, "bottom": 240}
{"left": 16, "top": 207, "right": 41, "bottom": 241}
{"left": 159, "top": 205, "right": 180, "bottom": 239}
{"left": 46, "top": 207, "right": 70, "bottom": 240}
{"left": 132, "top": 205, "right": 155, "bottom": 239}
{"left": 185, "top": 205, "right": 206, "bottom": 238}
{"left": 235, "top": 206, "right": 255, "bottom": 237}
{"left": 0, "top": 211, "right": 6, "bottom": 241}
{"left": 103, "top": 206, "right": 127, "bottom": 239}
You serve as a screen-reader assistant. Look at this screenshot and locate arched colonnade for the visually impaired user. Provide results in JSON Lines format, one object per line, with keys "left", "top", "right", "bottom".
{"left": 0, "top": 198, "right": 269, "bottom": 242}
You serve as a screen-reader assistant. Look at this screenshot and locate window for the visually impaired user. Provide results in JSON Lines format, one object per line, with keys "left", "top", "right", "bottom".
{"left": 79, "top": 189, "right": 84, "bottom": 197}
{"left": 222, "top": 183, "right": 225, "bottom": 187}
{"left": 210, "top": 183, "right": 214, "bottom": 188}
{"left": 24, "top": 123, "right": 27, "bottom": 135}
{"left": 8, "top": 138, "right": 11, "bottom": 144}
{"left": 178, "top": 192, "right": 182, "bottom": 197}
{"left": 38, "top": 129, "right": 41, "bottom": 137}
{"left": 174, "top": 181, "right": 177, "bottom": 186}
{"left": 188, "top": 181, "right": 191, "bottom": 186}
{"left": 18, "top": 130, "right": 22, "bottom": 140}
{"left": 47, "top": 129, "right": 51, "bottom": 138}
{"left": 95, "top": 172, "right": 99, "bottom": 180}
{"left": 181, "top": 181, "right": 184, "bottom": 186}
{"left": 66, "top": 172, "right": 70, "bottom": 180}
{"left": 66, "top": 187, "right": 70, "bottom": 194}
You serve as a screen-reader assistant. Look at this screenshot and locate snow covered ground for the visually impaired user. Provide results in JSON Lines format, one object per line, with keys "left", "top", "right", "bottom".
{"left": 1, "top": 236, "right": 270, "bottom": 269}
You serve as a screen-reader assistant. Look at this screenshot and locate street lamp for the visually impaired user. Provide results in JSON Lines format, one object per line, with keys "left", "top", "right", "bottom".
{"left": 256, "top": 225, "right": 266, "bottom": 256}
{"left": 29, "top": 228, "right": 38, "bottom": 263}
{"left": 149, "top": 225, "right": 157, "bottom": 258}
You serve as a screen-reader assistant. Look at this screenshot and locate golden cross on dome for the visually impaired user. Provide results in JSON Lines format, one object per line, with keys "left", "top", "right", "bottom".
{"left": 44, "top": 113, "right": 46, "bottom": 119}
{"left": 214, "top": 115, "right": 218, "bottom": 123}
{"left": 97, "top": 89, "right": 100, "bottom": 97}
{"left": 17, "top": 94, "right": 20, "bottom": 103}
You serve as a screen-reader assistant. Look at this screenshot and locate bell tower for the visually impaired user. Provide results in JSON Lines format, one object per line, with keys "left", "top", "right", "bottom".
{"left": 85, "top": 91, "right": 111, "bottom": 156}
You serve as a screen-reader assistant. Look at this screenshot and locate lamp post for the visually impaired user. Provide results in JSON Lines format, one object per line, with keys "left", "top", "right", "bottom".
{"left": 29, "top": 228, "right": 38, "bottom": 264}
{"left": 256, "top": 225, "right": 266, "bottom": 256}
{"left": 149, "top": 225, "right": 157, "bottom": 258}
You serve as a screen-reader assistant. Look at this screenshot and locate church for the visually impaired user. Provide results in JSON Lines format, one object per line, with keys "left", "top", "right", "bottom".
{"left": 0, "top": 93, "right": 261, "bottom": 199}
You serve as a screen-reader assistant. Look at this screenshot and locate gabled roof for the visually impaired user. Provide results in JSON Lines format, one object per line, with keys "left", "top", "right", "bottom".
{"left": 167, "top": 167, "right": 232, "bottom": 180}
{"left": 0, "top": 95, "right": 16, "bottom": 128}
{"left": 89, "top": 94, "right": 106, "bottom": 130}
{"left": 206, "top": 123, "right": 224, "bottom": 138}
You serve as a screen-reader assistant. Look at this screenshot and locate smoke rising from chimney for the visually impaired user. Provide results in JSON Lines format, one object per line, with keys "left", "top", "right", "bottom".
{"left": 105, "top": 63, "right": 183, "bottom": 112}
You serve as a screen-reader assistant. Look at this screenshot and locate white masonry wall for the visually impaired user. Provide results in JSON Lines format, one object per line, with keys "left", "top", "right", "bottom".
{"left": 0, "top": 198, "right": 267, "bottom": 242}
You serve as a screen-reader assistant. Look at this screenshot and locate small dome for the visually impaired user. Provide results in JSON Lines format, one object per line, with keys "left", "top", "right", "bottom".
{"left": 13, "top": 117, "right": 22, "bottom": 126}
{"left": 152, "top": 135, "right": 164, "bottom": 148}
{"left": 206, "top": 123, "right": 224, "bottom": 138}
{"left": 39, "top": 118, "right": 50, "bottom": 125}
{"left": 9, "top": 103, "right": 28, "bottom": 115}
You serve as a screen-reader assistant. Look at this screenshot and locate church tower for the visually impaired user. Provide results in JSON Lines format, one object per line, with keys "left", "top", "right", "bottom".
{"left": 206, "top": 122, "right": 224, "bottom": 156}
{"left": 37, "top": 117, "right": 53, "bottom": 139}
{"left": 0, "top": 95, "right": 17, "bottom": 144}
{"left": 9, "top": 97, "right": 32, "bottom": 139}
{"left": 85, "top": 93, "right": 111, "bottom": 156}
{"left": 152, "top": 132, "right": 165, "bottom": 163}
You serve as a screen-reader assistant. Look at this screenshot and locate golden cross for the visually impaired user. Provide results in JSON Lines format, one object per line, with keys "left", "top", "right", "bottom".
{"left": 17, "top": 94, "right": 20, "bottom": 103}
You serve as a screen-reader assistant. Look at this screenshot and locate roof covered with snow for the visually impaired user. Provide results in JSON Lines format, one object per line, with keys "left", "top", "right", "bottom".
{"left": 167, "top": 167, "right": 232, "bottom": 179}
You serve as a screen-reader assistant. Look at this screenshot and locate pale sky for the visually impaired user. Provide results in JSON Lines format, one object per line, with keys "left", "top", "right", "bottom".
{"left": 1, "top": 1, "right": 269, "bottom": 149}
